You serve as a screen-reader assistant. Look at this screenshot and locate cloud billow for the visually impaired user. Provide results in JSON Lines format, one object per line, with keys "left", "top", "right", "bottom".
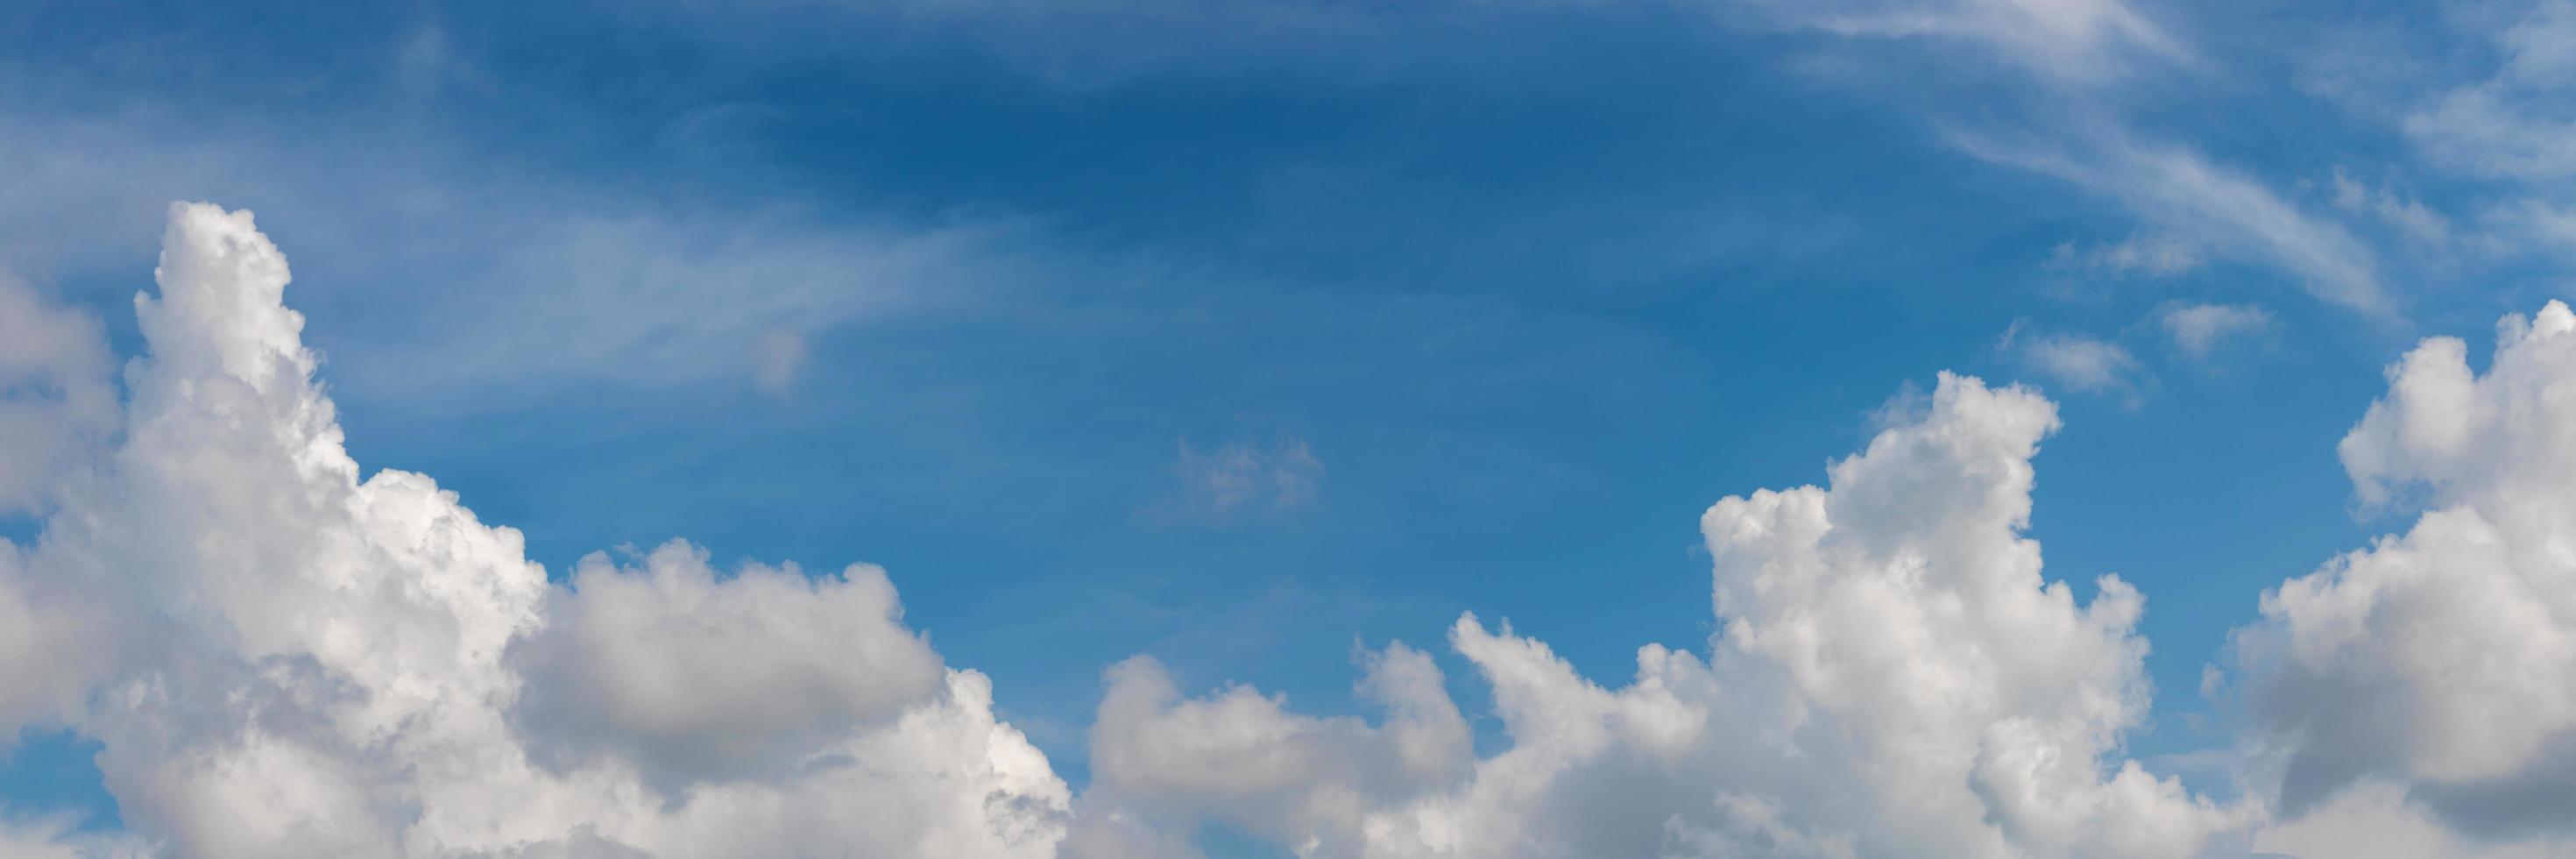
{"left": 4, "top": 202, "right": 2576, "bottom": 857}
{"left": 1072, "top": 373, "right": 2247, "bottom": 858}
{"left": 0, "top": 203, "right": 1068, "bottom": 858}
{"left": 2232, "top": 301, "right": 2576, "bottom": 848}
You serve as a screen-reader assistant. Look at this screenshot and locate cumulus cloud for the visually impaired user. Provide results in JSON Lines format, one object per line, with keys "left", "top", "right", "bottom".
{"left": 1075, "top": 373, "right": 2247, "bottom": 857}
{"left": 2233, "top": 301, "right": 2576, "bottom": 844}
{"left": 0, "top": 282, "right": 122, "bottom": 740}
{"left": 2158, "top": 302, "right": 2271, "bottom": 359}
{"left": 0, "top": 543, "right": 113, "bottom": 747}
{"left": 0, "top": 811, "right": 148, "bottom": 859}
{"left": 2251, "top": 780, "right": 2576, "bottom": 859}
{"left": 0, "top": 203, "right": 1068, "bottom": 857}
{"left": 1071, "top": 643, "right": 1470, "bottom": 857}
{"left": 509, "top": 543, "right": 949, "bottom": 790}
{"left": 15, "top": 202, "right": 2576, "bottom": 859}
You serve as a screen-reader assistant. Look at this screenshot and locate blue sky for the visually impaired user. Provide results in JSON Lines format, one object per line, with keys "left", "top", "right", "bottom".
{"left": 4, "top": 1, "right": 2575, "bottom": 857}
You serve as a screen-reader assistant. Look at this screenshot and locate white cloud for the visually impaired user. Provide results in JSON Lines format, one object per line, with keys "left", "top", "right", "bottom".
{"left": 509, "top": 543, "right": 949, "bottom": 791}
{"left": 2251, "top": 780, "right": 2576, "bottom": 859}
{"left": 1962, "top": 132, "right": 2393, "bottom": 316}
{"left": 0, "top": 541, "right": 114, "bottom": 748}
{"left": 2485, "top": 196, "right": 2576, "bottom": 253}
{"left": 751, "top": 328, "right": 809, "bottom": 396}
{"left": 2233, "top": 301, "right": 2576, "bottom": 844}
{"left": 0, "top": 810, "right": 148, "bottom": 859}
{"left": 2049, "top": 233, "right": 2203, "bottom": 278}
{"left": 2000, "top": 323, "right": 2142, "bottom": 397}
{"left": 1072, "top": 643, "right": 1470, "bottom": 856}
{"left": 2352, "top": 2, "right": 2576, "bottom": 273}
{"left": 2325, "top": 167, "right": 2453, "bottom": 249}
{"left": 2401, "top": 2, "right": 2576, "bottom": 181}
{"left": 424, "top": 212, "right": 1001, "bottom": 398}
{"left": 1728, "top": 0, "right": 2189, "bottom": 85}
{"left": 0, "top": 203, "right": 1070, "bottom": 857}
{"left": 14, "top": 204, "right": 2576, "bottom": 858}
{"left": 2158, "top": 302, "right": 2272, "bottom": 359}
{"left": 1075, "top": 373, "right": 2247, "bottom": 857}
{"left": 1733, "top": 0, "right": 2397, "bottom": 318}
{"left": 0, "top": 276, "right": 117, "bottom": 515}
{"left": 1172, "top": 435, "right": 1324, "bottom": 515}
{"left": 0, "top": 110, "right": 1031, "bottom": 408}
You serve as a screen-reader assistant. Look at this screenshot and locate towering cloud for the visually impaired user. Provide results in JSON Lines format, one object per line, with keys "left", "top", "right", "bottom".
{"left": 1072, "top": 373, "right": 2246, "bottom": 858}
{"left": 0, "top": 203, "right": 1068, "bottom": 857}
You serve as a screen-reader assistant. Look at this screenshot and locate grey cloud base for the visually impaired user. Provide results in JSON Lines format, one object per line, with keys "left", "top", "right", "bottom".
{"left": 1, "top": 203, "right": 2572, "bottom": 857}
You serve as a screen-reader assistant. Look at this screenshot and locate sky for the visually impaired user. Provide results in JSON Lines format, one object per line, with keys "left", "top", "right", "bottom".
{"left": 1, "top": 1, "right": 2573, "bottom": 857}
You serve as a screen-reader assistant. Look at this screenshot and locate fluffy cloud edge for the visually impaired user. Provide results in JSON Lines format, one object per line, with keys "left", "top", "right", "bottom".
{"left": 7, "top": 202, "right": 2574, "bottom": 858}
{"left": 0, "top": 202, "right": 1069, "bottom": 858}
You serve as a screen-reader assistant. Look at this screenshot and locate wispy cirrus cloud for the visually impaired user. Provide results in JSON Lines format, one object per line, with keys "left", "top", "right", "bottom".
{"left": 2301, "top": 2, "right": 2576, "bottom": 281}
{"left": 0, "top": 108, "right": 1048, "bottom": 406}
{"left": 2049, "top": 233, "right": 2202, "bottom": 279}
{"left": 1957, "top": 125, "right": 2392, "bottom": 317}
{"left": 2400, "top": 2, "right": 2576, "bottom": 182}
{"left": 2328, "top": 167, "right": 2455, "bottom": 250}
{"left": 1725, "top": 0, "right": 2190, "bottom": 84}
{"left": 1734, "top": 0, "right": 2403, "bottom": 321}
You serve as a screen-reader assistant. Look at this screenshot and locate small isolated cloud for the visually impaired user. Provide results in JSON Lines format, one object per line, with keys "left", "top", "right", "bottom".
{"left": 393, "top": 23, "right": 467, "bottom": 96}
{"left": 2049, "top": 233, "right": 2201, "bottom": 278}
{"left": 1999, "top": 321, "right": 2141, "bottom": 398}
{"left": 2159, "top": 302, "right": 2272, "bottom": 359}
{"left": 753, "top": 328, "right": 809, "bottom": 395}
{"left": 1173, "top": 436, "right": 1323, "bottom": 516}
{"left": 2326, "top": 167, "right": 2452, "bottom": 249}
